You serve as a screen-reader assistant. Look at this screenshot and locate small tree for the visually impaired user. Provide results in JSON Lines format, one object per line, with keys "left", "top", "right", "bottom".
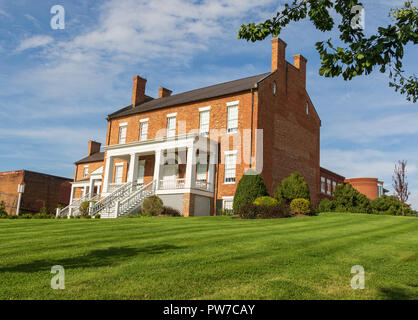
{"left": 233, "top": 169, "right": 269, "bottom": 213}
{"left": 274, "top": 172, "right": 310, "bottom": 205}
{"left": 392, "top": 160, "right": 411, "bottom": 216}
{"left": 333, "top": 184, "right": 372, "bottom": 214}
{"left": 142, "top": 195, "right": 164, "bottom": 216}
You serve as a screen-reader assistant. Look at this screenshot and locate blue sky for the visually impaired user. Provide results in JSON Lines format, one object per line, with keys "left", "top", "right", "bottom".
{"left": 0, "top": 0, "right": 417, "bottom": 208}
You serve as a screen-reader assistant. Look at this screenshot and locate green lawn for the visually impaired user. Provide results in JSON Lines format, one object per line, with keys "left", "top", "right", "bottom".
{"left": 0, "top": 213, "right": 417, "bottom": 300}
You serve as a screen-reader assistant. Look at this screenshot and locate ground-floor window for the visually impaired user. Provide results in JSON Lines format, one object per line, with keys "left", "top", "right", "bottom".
{"left": 321, "top": 177, "right": 326, "bottom": 194}
{"left": 222, "top": 197, "right": 234, "bottom": 213}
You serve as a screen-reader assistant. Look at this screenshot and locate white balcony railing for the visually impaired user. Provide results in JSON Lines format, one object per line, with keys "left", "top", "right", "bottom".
{"left": 108, "top": 183, "right": 124, "bottom": 193}
{"left": 159, "top": 178, "right": 186, "bottom": 190}
{"left": 195, "top": 179, "right": 210, "bottom": 190}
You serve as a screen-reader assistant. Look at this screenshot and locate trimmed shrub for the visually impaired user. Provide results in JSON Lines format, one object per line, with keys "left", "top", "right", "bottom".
{"left": 274, "top": 172, "right": 310, "bottom": 205}
{"left": 239, "top": 203, "right": 291, "bottom": 219}
{"left": 253, "top": 196, "right": 279, "bottom": 207}
{"left": 290, "top": 198, "right": 311, "bottom": 215}
{"left": 333, "top": 184, "right": 372, "bottom": 214}
{"left": 162, "top": 206, "right": 181, "bottom": 217}
{"left": 142, "top": 195, "right": 164, "bottom": 216}
{"left": 218, "top": 209, "right": 234, "bottom": 216}
{"left": 317, "top": 198, "right": 334, "bottom": 212}
{"left": 94, "top": 214, "right": 101, "bottom": 219}
{"left": 239, "top": 204, "right": 260, "bottom": 219}
{"left": 33, "top": 212, "right": 55, "bottom": 219}
{"left": 7, "top": 215, "right": 18, "bottom": 219}
{"left": 79, "top": 201, "right": 97, "bottom": 217}
{"left": 233, "top": 169, "right": 269, "bottom": 213}
{"left": 0, "top": 201, "right": 7, "bottom": 216}
{"left": 371, "top": 195, "right": 416, "bottom": 216}
{"left": 19, "top": 213, "right": 33, "bottom": 219}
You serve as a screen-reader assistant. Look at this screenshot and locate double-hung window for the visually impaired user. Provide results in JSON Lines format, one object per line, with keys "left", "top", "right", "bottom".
{"left": 83, "top": 166, "right": 89, "bottom": 178}
{"left": 327, "top": 179, "right": 332, "bottom": 195}
{"left": 227, "top": 102, "right": 239, "bottom": 133}
{"left": 166, "top": 113, "right": 176, "bottom": 138}
{"left": 139, "top": 119, "right": 148, "bottom": 141}
{"left": 321, "top": 177, "right": 326, "bottom": 194}
{"left": 199, "top": 107, "right": 210, "bottom": 136}
{"left": 119, "top": 123, "right": 127, "bottom": 144}
{"left": 222, "top": 197, "right": 234, "bottom": 212}
{"left": 224, "top": 151, "right": 237, "bottom": 183}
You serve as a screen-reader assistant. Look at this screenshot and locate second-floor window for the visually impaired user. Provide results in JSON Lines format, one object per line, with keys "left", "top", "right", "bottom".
{"left": 83, "top": 166, "right": 89, "bottom": 178}
{"left": 224, "top": 152, "right": 237, "bottom": 183}
{"left": 119, "top": 124, "right": 127, "bottom": 144}
{"left": 227, "top": 103, "right": 238, "bottom": 133}
{"left": 139, "top": 119, "right": 148, "bottom": 141}
{"left": 166, "top": 114, "right": 176, "bottom": 137}
{"left": 199, "top": 109, "right": 210, "bottom": 136}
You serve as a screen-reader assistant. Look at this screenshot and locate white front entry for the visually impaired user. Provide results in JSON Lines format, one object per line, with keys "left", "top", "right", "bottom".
{"left": 163, "top": 164, "right": 177, "bottom": 181}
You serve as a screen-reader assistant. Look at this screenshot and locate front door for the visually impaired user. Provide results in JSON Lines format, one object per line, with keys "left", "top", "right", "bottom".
{"left": 162, "top": 164, "right": 177, "bottom": 189}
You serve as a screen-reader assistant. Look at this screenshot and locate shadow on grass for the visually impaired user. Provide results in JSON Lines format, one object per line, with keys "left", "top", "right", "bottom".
{"left": 378, "top": 286, "right": 418, "bottom": 300}
{"left": 0, "top": 244, "right": 183, "bottom": 273}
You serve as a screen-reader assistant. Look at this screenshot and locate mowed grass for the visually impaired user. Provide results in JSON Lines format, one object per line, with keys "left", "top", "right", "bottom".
{"left": 0, "top": 213, "right": 417, "bottom": 300}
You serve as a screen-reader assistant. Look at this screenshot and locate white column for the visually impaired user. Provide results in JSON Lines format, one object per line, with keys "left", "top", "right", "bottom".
{"left": 69, "top": 185, "right": 75, "bottom": 204}
{"left": 89, "top": 178, "right": 95, "bottom": 198}
{"left": 185, "top": 145, "right": 196, "bottom": 189}
{"left": 102, "top": 156, "right": 114, "bottom": 193}
{"left": 153, "top": 149, "right": 162, "bottom": 190}
{"left": 208, "top": 151, "right": 216, "bottom": 192}
{"left": 127, "top": 153, "right": 138, "bottom": 183}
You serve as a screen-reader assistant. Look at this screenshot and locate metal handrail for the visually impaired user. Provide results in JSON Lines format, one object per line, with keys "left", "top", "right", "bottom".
{"left": 117, "top": 180, "right": 155, "bottom": 217}
{"left": 89, "top": 181, "right": 142, "bottom": 216}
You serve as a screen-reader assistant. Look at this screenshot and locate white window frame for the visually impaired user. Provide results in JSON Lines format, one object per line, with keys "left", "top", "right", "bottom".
{"left": 166, "top": 114, "right": 177, "bottom": 138}
{"left": 227, "top": 101, "right": 239, "bottom": 134}
{"left": 327, "top": 179, "right": 332, "bottom": 195}
{"left": 224, "top": 151, "right": 237, "bottom": 184}
{"left": 332, "top": 181, "right": 337, "bottom": 194}
{"left": 222, "top": 196, "right": 234, "bottom": 212}
{"left": 321, "top": 177, "right": 326, "bottom": 194}
{"left": 114, "top": 163, "right": 124, "bottom": 184}
{"left": 118, "top": 123, "right": 127, "bottom": 144}
{"left": 83, "top": 166, "right": 89, "bottom": 178}
{"left": 139, "top": 118, "right": 148, "bottom": 141}
{"left": 199, "top": 107, "right": 210, "bottom": 137}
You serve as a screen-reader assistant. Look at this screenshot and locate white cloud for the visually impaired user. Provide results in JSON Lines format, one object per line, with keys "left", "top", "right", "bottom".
{"left": 16, "top": 35, "right": 54, "bottom": 52}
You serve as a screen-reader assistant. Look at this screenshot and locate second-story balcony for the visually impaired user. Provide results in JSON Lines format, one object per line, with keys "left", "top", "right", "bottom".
{"left": 102, "top": 133, "right": 218, "bottom": 197}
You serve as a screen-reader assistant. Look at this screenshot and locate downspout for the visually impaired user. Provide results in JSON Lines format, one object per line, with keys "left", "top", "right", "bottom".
{"left": 249, "top": 86, "right": 255, "bottom": 169}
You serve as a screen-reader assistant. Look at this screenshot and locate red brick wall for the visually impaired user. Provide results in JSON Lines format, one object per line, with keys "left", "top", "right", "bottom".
{"left": 74, "top": 161, "right": 104, "bottom": 182}
{"left": 319, "top": 167, "right": 345, "bottom": 200}
{"left": 257, "top": 65, "right": 321, "bottom": 205}
{"left": 0, "top": 170, "right": 71, "bottom": 215}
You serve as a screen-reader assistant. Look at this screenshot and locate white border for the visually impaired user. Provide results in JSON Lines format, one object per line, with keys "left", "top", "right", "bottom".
{"left": 166, "top": 112, "right": 177, "bottom": 118}
{"left": 139, "top": 118, "right": 149, "bottom": 123}
{"left": 226, "top": 100, "right": 239, "bottom": 106}
{"left": 199, "top": 106, "right": 211, "bottom": 112}
{"left": 119, "top": 122, "right": 128, "bottom": 127}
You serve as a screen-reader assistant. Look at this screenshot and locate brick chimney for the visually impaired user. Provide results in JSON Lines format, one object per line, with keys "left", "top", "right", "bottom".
{"left": 88, "top": 141, "right": 101, "bottom": 156}
{"left": 293, "top": 54, "right": 307, "bottom": 88}
{"left": 271, "top": 38, "right": 287, "bottom": 73}
{"left": 132, "top": 75, "right": 147, "bottom": 106}
{"left": 158, "top": 87, "right": 172, "bottom": 99}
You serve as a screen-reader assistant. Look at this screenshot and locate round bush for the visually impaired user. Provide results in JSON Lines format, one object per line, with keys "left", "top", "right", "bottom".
{"left": 253, "top": 196, "right": 279, "bottom": 207}
{"left": 317, "top": 198, "right": 334, "bottom": 212}
{"left": 233, "top": 169, "right": 269, "bottom": 213}
{"left": 142, "top": 195, "right": 164, "bottom": 216}
{"left": 274, "top": 172, "right": 310, "bottom": 205}
{"left": 290, "top": 198, "right": 311, "bottom": 215}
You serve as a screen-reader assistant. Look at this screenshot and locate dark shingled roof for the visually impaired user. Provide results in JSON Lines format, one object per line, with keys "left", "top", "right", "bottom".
{"left": 108, "top": 72, "right": 272, "bottom": 119}
{"left": 75, "top": 152, "right": 105, "bottom": 165}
